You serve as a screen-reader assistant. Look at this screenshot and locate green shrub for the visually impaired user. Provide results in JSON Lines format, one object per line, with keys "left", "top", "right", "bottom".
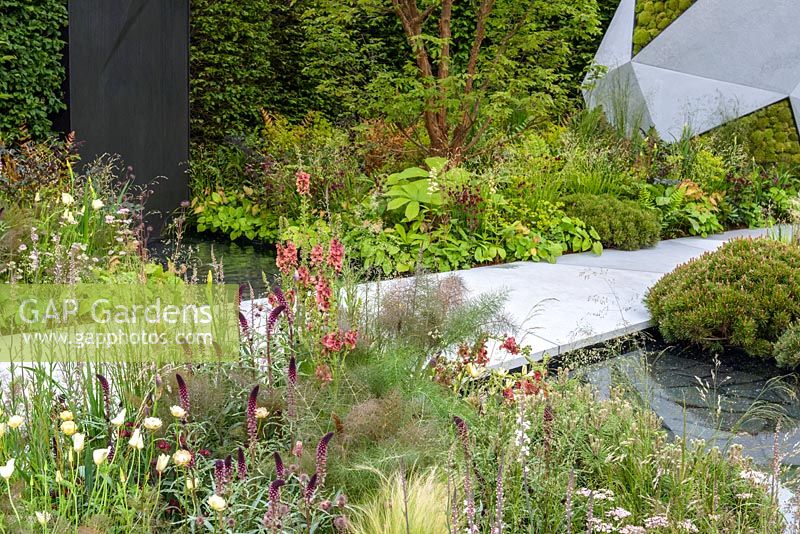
{"left": 775, "top": 323, "right": 800, "bottom": 369}
{"left": 713, "top": 100, "right": 800, "bottom": 166}
{"left": 563, "top": 193, "right": 660, "bottom": 250}
{"left": 633, "top": 0, "right": 696, "bottom": 53}
{"left": 0, "top": 0, "right": 68, "bottom": 143}
{"left": 646, "top": 238, "right": 800, "bottom": 359}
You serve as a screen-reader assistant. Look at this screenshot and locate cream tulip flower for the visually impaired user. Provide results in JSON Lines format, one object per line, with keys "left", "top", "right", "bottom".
{"left": 55, "top": 470, "right": 63, "bottom": 483}
{"left": 61, "top": 192, "right": 74, "bottom": 206}
{"left": 0, "top": 458, "right": 14, "bottom": 480}
{"left": 7, "top": 415, "right": 23, "bottom": 429}
{"left": 255, "top": 407, "right": 269, "bottom": 419}
{"left": 143, "top": 417, "right": 163, "bottom": 431}
{"left": 92, "top": 447, "right": 110, "bottom": 466}
{"left": 91, "top": 199, "right": 104, "bottom": 210}
{"left": 155, "top": 453, "right": 169, "bottom": 474}
{"left": 169, "top": 405, "right": 186, "bottom": 419}
{"left": 110, "top": 409, "right": 126, "bottom": 427}
{"left": 208, "top": 494, "right": 227, "bottom": 512}
{"left": 72, "top": 432, "right": 85, "bottom": 453}
{"left": 128, "top": 428, "right": 144, "bottom": 450}
{"left": 59, "top": 410, "right": 74, "bottom": 422}
{"left": 60, "top": 420, "right": 77, "bottom": 436}
{"left": 35, "top": 511, "right": 51, "bottom": 526}
{"left": 185, "top": 476, "right": 200, "bottom": 491}
{"left": 172, "top": 449, "right": 192, "bottom": 467}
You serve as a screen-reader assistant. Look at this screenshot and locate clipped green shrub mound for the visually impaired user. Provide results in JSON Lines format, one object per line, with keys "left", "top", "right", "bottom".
{"left": 633, "top": 0, "right": 697, "bottom": 53}
{"left": 775, "top": 323, "right": 800, "bottom": 369}
{"left": 563, "top": 193, "right": 661, "bottom": 250}
{"left": 714, "top": 100, "right": 800, "bottom": 166}
{"left": 646, "top": 238, "right": 800, "bottom": 360}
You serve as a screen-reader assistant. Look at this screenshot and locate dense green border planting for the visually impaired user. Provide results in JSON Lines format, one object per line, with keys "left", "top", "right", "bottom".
{"left": 713, "top": 100, "right": 800, "bottom": 166}
{"left": 0, "top": 0, "right": 68, "bottom": 143}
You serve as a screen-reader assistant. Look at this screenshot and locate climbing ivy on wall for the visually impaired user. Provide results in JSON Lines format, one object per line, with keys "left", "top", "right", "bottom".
{"left": 0, "top": 0, "right": 68, "bottom": 144}
{"left": 715, "top": 100, "right": 800, "bottom": 166}
{"left": 633, "top": 0, "right": 696, "bottom": 54}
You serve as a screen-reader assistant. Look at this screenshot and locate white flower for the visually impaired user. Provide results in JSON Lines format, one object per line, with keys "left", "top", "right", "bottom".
{"left": 60, "top": 420, "right": 77, "bottom": 436}
{"left": 208, "top": 494, "right": 227, "bottom": 512}
{"left": 169, "top": 405, "right": 186, "bottom": 419}
{"left": 91, "top": 199, "right": 104, "bottom": 210}
{"left": 143, "top": 417, "right": 163, "bottom": 431}
{"left": 61, "top": 192, "right": 74, "bottom": 206}
{"left": 0, "top": 458, "right": 14, "bottom": 480}
{"left": 72, "top": 432, "right": 85, "bottom": 453}
{"left": 7, "top": 415, "right": 23, "bottom": 429}
{"left": 186, "top": 476, "right": 200, "bottom": 491}
{"left": 110, "top": 409, "right": 126, "bottom": 427}
{"left": 255, "top": 407, "right": 269, "bottom": 419}
{"left": 35, "top": 511, "right": 51, "bottom": 526}
{"left": 678, "top": 519, "right": 699, "bottom": 533}
{"left": 62, "top": 209, "right": 77, "bottom": 225}
{"left": 173, "top": 449, "right": 192, "bottom": 467}
{"left": 156, "top": 453, "right": 169, "bottom": 474}
{"left": 128, "top": 428, "right": 144, "bottom": 450}
{"left": 55, "top": 470, "right": 63, "bottom": 483}
{"left": 93, "top": 447, "right": 110, "bottom": 466}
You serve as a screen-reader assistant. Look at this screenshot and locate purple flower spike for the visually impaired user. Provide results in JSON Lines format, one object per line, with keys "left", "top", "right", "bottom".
{"left": 304, "top": 473, "right": 319, "bottom": 503}
{"left": 214, "top": 459, "right": 226, "bottom": 494}
{"left": 315, "top": 432, "right": 334, "bottom": 487}
{"left": 96, "top": 374, "right": 110, "bottom": 420}
{"left": 269, "top": 479, "right": 286, "bottom": 518}
{"left": 175, "top": 373, "right": 190, "bottom": 415}
{"left": 288, "top": 356, "right": 297, "bottom": 386}
{"left": 267, "top": 304, "right": 285, "bottom": 336}
{"left": 237, "top": 448, "right": 247, "bottom": 480}
{"left": 274, "top": 451, "right": 286, "bottom": 479}
{"left": 247, "top": 385, "right": 260, "bottom": 447}
{"left": 239, "top": 312, "right": 250, "bottom": 337}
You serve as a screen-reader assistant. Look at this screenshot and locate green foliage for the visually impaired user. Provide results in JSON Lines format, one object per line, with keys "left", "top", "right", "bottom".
{"left": 563, "top": 193, "right": 661, "bottom": 250}
{"left": 775, "top": 322, "right": 800, "bottom": 369}
{"left": 638, "top": 181, "right": 723, "bottom": 237}
{"left": 633, "top": 0, "right": 697, "bottom": 53}
{"left": 192, "top": 189, "right": 279, "bottom": 242}
{"left": 190, "top": 0, "right": 314, "bottom": 142}
{"left": 713, "top": 100, "right": 800, "bottom": 166}
{"left": 384, "top": 158, "right": 447, "bottom": 222}
{"left": 0, "top": 0, "right": 67, "bottom": 143}
{"left": 646, "top": 238, "right": 800, "bottom": 360}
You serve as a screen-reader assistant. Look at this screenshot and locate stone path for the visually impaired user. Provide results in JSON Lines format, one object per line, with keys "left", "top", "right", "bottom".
{"left": 430, "top": 228, "right": 771, "bottom": 368}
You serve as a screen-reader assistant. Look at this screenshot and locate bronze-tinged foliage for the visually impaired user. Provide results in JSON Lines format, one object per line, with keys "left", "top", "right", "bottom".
{"left": 646, "top": 238, "right": 800, "bottom": 359}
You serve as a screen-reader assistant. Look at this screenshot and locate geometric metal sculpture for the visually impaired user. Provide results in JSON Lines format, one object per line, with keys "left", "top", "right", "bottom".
{"left": 586, "top": 0, "right": 800, "bottom": 142}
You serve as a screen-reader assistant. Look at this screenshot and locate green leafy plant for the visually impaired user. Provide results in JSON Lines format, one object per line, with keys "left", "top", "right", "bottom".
{"left": 384, "top": 158, "right": 446, "bottom": 222}
{"left": 639, "top": 181, "right": 723, "bottom": 237}
{"left": 774, "top": 322, "right": 800, "bottom": 369}
{"left": 192, "top": 188, "right": 279, "bottom": 242}
{"left": 0, "top": 0, "right": 67, "bottom": 142}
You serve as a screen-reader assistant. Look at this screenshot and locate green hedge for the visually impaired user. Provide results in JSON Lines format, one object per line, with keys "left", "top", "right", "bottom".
{"left": 563, "top": 193, "right": 661, "bottom": 250}
{"left": 633, "top": 0, "right": 696, "bottom": 54}
{"left": 0, "top": 0, "right": 68, "bottom": 143}
{"left": 646, "top": 238, "right": 800, "bottom": 361}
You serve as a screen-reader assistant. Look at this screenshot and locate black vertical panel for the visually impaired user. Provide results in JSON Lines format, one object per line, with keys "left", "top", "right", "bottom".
{"left": 68, "top": 0, "right": 189, "bottom": 234}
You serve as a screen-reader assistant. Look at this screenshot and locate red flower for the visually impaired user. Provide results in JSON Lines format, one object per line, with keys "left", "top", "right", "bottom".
{"left": 315, "top": 276, "right": 332, "bottom": 313}
{"left": 295, "top": 171, "right": 311, "bottom": 196}
{"left": 276, "top": 242, "right": 298, "bottom": 275}
{"left": 296, "top": 265, "right": 312, "bottom": 287}
{"left": 156, "top": 439, "right": 171, "bottom": 451}
{"left": 327, "top": 238, "right": 345, "bottom": 273}
{"left": 321, "top": 332, "right": 343, "bottom": 353}
{"left": 500, "top": 336, "right": 520, "bottom": 355}
{"left": 342, "top": 330, "right": 358, "bottom": 349}
{"left": 310, "top": 245, "right": 325, "bottom": 267}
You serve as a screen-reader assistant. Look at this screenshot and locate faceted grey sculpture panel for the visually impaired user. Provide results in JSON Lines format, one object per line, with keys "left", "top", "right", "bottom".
{"left": 586, "top": 0, "right": 800, "bottom": 142}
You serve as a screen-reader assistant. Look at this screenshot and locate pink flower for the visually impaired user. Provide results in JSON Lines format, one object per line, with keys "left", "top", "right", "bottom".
{"left": 291, "top": 441, "right": 303, "bottom": 458}
{"left": 295, "top": 266, "right": 312, "bottom": 287}
{"left": 276, "top": 242, "right": 298, "bottom": 275}
{"left": 321, "top": 332, "right": 343, "bottom": 353}
{"left": 310, "top": 245, "right": 325, "bottom": 267}
{"left": 295, "top": 171, "right": 311, "bottom": 196}
{"left": 315, "top": 276, "right": 332, "bottom": 312}
{"left": 343, "top": 330, "right": 358, "bottom": 350}
{"left": 327, "top": 238, "right": 345, "bottom": 273}
{"left": 315, "top": 364, "right": 333, "bottom": 384}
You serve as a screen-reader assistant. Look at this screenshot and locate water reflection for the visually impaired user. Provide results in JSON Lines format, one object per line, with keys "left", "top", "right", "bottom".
{"left": 583, "top": 344, "right": 800, "bottom": 466}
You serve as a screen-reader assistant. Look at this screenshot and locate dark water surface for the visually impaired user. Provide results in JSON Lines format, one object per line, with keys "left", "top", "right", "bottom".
{"left": 149, "top": 234, "right": 278, "bottom": 295}
{"left": 582, "top": 343, "right": 800, "bottom": 466}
